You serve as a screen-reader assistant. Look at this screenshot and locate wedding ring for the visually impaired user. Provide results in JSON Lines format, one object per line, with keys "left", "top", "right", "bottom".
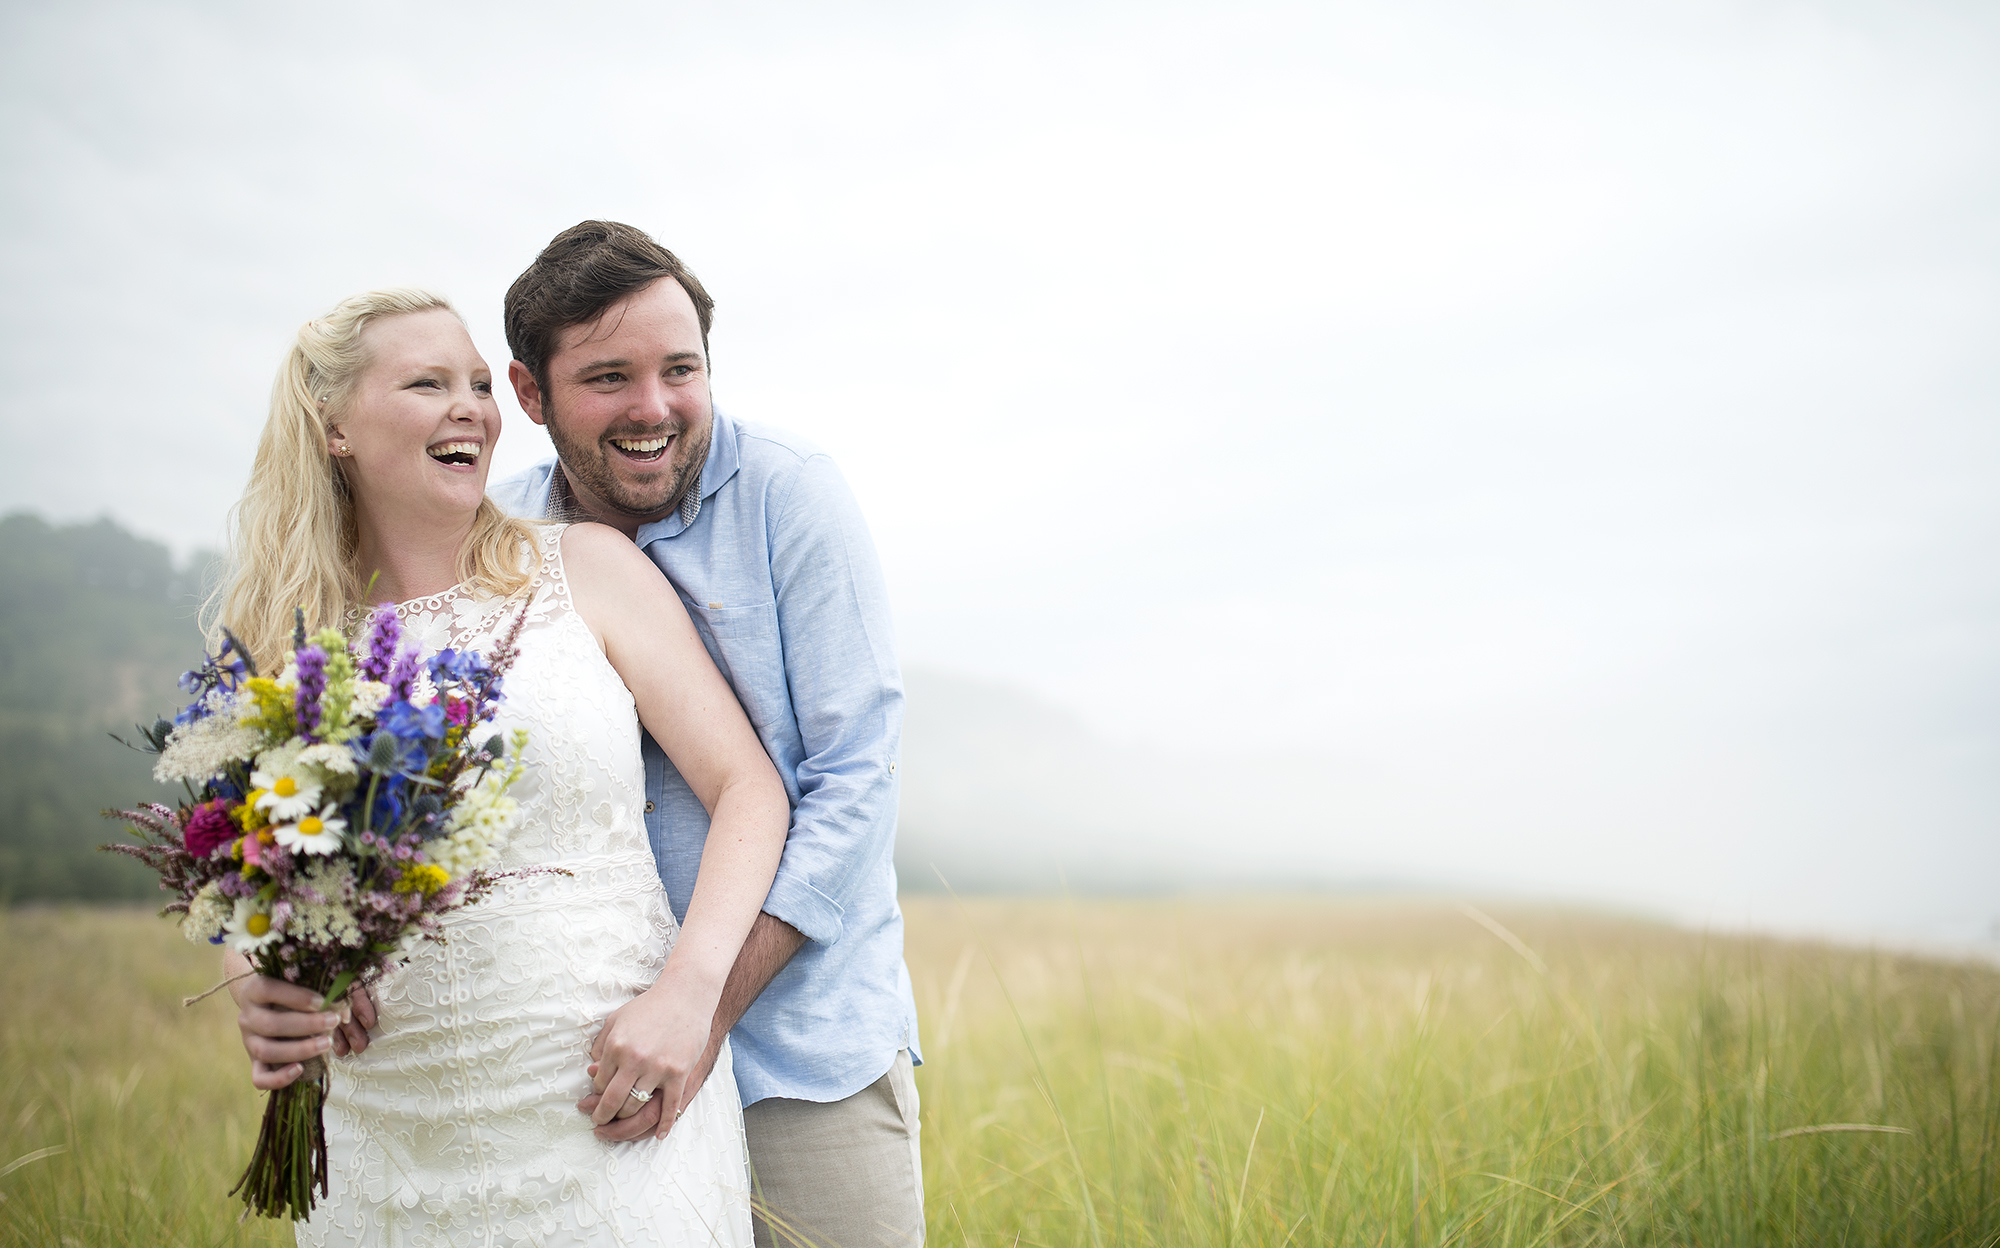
{"left": 625, "top": 1087, "right": 653, "bottom": 1104}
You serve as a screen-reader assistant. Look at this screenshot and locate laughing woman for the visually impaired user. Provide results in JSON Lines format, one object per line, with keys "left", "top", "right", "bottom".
{"left": 215, "top": 288, "right": 786, "bottom": 1246}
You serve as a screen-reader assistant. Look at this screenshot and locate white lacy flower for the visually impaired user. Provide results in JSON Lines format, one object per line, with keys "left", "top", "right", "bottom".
{"left": 349, "top": 680, "right": 390, "bottom": 719}
{"left": 428, "top": 769, "right": 521, "bottom": 875}
{"left": 273, "top": 807, "right": 347, "bottom": 856}
{"left": 153, "top": 691, "right": 262, "bottom": 784}
{"left": 223, "top": 897, "right": 282, "bottom": 954}
{"left": 252, "top": 743, "right": 323, "bottom": 821}
{"left": 290, "top": 858, "right": 364, "bottom": 948}
{"left": 182, "top": 883, "right": 231, "bottom": 945}
{"left": 297, "top": 742, "right": 358, "bottom": 778}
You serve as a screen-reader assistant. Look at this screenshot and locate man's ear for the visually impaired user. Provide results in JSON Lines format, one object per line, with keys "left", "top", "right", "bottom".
{"left": 508, "top": 360, "right": 547, "bottom": 427}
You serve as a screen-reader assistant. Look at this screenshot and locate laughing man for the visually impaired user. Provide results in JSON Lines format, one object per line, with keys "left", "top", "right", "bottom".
{"left": 491, "top": 220, "right": 923, "bottom": 1248}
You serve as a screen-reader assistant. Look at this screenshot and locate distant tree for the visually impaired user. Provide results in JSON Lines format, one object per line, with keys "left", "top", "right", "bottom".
{"left": 0, "top": 513, "right": 215, "bottom": 903}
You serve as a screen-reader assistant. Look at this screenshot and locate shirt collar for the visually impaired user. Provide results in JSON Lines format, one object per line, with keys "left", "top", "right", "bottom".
{"left": 636, "top": 405, "right": 740, "bottom": 544}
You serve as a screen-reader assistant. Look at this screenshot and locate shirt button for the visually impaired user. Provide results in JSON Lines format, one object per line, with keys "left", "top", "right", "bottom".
{"left": 644, "top": 801, "right": 656, "bottom": 814}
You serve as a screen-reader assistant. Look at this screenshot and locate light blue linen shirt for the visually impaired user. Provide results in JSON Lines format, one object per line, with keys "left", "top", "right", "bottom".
{"left": 490, "top": 408, "right": 921, "bottom": 1107}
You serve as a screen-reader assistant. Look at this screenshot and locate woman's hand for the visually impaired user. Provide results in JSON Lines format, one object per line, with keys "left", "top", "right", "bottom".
{"left": 223, "top": 952, "right": 377, "bottom": 1089}
{"left": 561, "top": 525, "right": 790, "bottom": 1139}
{"left": 584, "top": 968, "right": 722, "bottom": 1137}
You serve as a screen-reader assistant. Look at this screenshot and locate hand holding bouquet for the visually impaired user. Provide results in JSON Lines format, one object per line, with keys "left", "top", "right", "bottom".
{"left": 106, "top": 604, "right": 530, "bottom": 1220}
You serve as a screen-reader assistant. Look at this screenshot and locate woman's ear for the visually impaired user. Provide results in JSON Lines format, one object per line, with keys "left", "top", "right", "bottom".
{"left": 326, "top": 424, "right": 351, "bottom": 458}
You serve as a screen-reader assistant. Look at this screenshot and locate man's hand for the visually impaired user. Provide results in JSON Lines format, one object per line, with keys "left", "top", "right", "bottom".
{"left": 578, "top": 911, "right": 805, "bottom": 1143}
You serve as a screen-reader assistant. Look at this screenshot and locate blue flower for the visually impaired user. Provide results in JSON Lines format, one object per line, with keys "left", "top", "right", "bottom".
{"left": 427, "top": 648, "right": 483, "bottom": 684}
{"left": 380, "top": 699, "right": 447, "bottom": 742}
{"left": 368, "top": 779, "right": 407, "bottom": 831}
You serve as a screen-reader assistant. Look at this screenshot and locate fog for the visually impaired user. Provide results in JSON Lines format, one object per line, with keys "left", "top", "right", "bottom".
{"left": 3, "top": 0, "right": 1995, "bottom": 948}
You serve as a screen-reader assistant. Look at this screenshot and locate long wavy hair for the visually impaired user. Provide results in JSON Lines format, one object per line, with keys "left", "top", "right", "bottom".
{"left": 208, "top": 288, "right": 536, "bottom": 669}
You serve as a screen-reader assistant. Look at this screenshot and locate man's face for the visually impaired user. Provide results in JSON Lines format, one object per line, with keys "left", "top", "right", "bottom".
{"left": 509, "top": 277, "right": 713, "bottom": 535}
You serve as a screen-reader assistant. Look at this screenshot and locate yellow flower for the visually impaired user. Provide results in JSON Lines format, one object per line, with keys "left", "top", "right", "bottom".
{"left": 236, "top": 792, "right": 269, "bottom": 831}
{"left": 394, "top": 863, "right": 450, "bottom": 896}
{"left": 237, "top": 676, "right": 297, "bottom": 739}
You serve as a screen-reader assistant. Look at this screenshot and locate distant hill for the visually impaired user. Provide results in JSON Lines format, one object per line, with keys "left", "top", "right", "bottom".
{"left": 0, "top": 513, "right": 214, "bottom": 902}
{"left": 895, "top": 668, "right": 1345, "bottom": 894}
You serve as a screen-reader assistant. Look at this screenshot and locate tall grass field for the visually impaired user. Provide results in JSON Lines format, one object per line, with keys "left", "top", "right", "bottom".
{"left": 2, "top": 898, "right": 1995, "bottom": 1245}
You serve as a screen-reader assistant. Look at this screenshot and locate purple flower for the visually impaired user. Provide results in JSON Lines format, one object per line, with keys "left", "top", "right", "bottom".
{"left": 358, "top": 607, "right": 404, "bottom": 682}
{"left": 294, "top": 645, "right": 327, "bottom": 742}
{"left": 386, "top": 648, "right": 421, "bottom": 703}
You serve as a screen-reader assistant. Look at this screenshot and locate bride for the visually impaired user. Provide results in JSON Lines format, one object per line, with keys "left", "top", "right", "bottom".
{"left": 216, "top": 288, "right": 788, "bottom": 1245}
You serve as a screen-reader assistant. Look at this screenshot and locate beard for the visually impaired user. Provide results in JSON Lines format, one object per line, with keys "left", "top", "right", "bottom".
{"left": 542, "top": 398, "right": 713, "bottom": 522}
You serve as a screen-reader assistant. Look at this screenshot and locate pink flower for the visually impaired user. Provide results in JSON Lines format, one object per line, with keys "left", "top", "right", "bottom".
{"left": 183, "top": 801, "right": 239, "bottom": 858}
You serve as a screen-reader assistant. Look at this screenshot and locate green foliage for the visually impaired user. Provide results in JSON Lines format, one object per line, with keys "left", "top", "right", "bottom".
{"left": 0, "top": 513, "right": 215, "bottom": 903}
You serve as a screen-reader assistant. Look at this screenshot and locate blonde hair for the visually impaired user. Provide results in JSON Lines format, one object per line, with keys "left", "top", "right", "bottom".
{"left": 209, "top": 287, "right": 536, "bottom": 669}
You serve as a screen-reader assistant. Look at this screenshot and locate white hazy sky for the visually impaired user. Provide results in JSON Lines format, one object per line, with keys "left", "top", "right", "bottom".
{"left": 3, "top": 0, "right": 1995, "bottom": 947}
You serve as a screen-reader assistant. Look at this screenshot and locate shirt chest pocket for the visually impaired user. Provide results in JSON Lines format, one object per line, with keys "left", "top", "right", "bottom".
{"left": 687, "top": 598, "right": 778, "bottom": 641}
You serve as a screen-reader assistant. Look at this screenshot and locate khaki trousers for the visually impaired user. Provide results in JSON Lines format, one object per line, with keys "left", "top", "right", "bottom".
{"left": 743, "top": 1050, "right": 924, "bottom": 1248}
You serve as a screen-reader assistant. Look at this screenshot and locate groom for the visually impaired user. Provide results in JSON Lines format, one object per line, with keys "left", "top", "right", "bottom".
{"left": 493, "top": 221, "right": 924, "bottom": 1247}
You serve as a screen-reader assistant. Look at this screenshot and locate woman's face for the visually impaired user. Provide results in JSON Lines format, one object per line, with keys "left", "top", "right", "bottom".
{"left": 327, "top": 309, "right": 501, "bottom": 531}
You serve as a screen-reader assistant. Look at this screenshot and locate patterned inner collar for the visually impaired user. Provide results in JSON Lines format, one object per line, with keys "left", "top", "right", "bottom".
{"left": 547, "top": 464, "right": 704, "bottom": 529}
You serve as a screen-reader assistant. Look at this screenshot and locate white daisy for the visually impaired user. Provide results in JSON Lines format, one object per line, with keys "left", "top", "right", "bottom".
{"left": 223, "top": 898, "right": 283, "bottom": 954}
{"left": 273, "top": 807, "right": 347, "bottom": 856}
{"left": 252, "top": 746, "right": 323, "bottom": 821}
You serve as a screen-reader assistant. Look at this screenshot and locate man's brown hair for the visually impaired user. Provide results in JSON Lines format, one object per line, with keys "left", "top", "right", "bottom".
{"left": 504, "top": 220, "right": 716, "bottom": 392}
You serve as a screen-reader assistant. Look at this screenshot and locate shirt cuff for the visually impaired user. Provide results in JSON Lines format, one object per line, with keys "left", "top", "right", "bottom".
{"left": 762, "top": 873, "right": 845, "bottom": 945}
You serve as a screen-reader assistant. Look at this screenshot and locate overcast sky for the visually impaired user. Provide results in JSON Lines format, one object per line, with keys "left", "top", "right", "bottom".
{"left": 3, "top": 0, "right": 1995, "bottom": 948}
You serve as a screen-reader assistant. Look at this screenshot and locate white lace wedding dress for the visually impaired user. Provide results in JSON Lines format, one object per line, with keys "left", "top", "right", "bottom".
{"left": 299, "top": 526, "right": 754, "bottom": 1247}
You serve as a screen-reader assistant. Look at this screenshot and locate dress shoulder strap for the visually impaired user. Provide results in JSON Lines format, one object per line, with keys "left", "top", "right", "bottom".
{"left": 533, "top": 522, "right": 578, "bottom": 616}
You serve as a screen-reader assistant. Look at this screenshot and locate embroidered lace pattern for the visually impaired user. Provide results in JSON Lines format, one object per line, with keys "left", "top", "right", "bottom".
{"left": 302, "top": 525, "right": 753, "bottom": 1247}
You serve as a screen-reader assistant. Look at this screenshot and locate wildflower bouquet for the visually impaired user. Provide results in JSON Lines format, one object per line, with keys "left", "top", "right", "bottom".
{"left": 106, "top": 605, "right": 530, "bottom": 1221}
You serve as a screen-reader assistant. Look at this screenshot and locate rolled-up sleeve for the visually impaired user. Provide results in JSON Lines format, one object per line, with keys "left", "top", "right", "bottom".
{"left": 758, "top": 454, "right": 902, "bottom": 945}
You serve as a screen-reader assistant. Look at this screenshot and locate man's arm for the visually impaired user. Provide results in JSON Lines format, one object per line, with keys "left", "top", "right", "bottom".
{"left": 581, "top": 451, "right": 898, "bottom": 1138}
{"left": 749, "top": 453, "right": 905, "bottom": 944}
{"left": 580, "top": 910, "right": 805, "bottom": 1140}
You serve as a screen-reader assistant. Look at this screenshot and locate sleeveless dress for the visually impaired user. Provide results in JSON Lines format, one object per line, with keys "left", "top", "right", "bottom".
{"left": 299, "top": 526, "right": 755, "bottom": 1247}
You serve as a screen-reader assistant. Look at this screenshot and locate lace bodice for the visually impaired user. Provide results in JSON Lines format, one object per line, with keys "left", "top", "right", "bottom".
{"left": 302, "top": 526, "right": 753, "bottom": 1247}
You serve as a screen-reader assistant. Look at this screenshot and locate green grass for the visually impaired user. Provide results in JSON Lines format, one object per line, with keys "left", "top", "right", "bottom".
{"left": 3, "top": 899, "right": 1996, "bottom": 1246}
{"left": 904, "top": 897, "right": 2000, "bottom": 1248}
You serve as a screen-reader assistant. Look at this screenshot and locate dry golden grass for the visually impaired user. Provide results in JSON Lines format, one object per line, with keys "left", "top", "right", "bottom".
{"left": 3, "top": 897, "right": 1997, "bottom": 1246}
